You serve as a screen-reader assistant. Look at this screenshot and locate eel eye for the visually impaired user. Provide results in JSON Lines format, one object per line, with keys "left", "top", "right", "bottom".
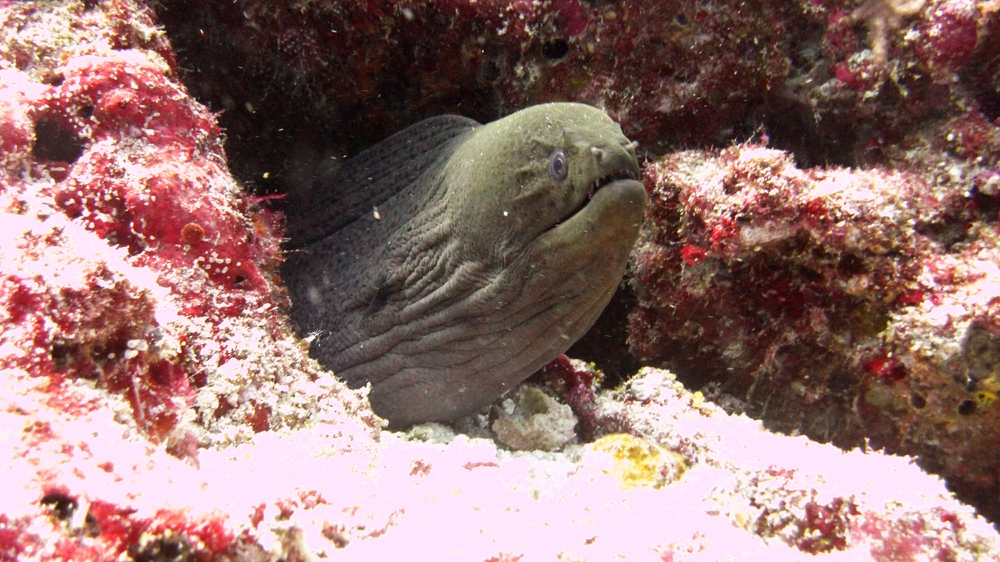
{"left": 548, "top": 148, "right": 568, "bottom": 182}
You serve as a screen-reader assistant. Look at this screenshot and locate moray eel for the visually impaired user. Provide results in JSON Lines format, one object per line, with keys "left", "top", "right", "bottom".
{"left": 283, "top": 103, "right": 647, "bottom": 427}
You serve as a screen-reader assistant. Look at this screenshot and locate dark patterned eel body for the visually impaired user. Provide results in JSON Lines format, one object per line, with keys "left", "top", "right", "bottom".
{"left": 283, "top": 103, "right": 647, "bottom": 427}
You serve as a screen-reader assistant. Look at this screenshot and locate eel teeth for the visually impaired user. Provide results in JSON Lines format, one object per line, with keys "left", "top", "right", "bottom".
{"left": 588, "top": 168, "right": 640, "bottom": 199}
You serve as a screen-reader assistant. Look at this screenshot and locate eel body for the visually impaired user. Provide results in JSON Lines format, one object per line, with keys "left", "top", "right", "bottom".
{"left": 283, "top": 102, "right": 647, "bottom": 427}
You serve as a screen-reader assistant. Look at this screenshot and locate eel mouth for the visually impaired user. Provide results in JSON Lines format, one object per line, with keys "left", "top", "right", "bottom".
{"left": 534, "top": 157, "right": 648, "bottom": 264}
{"left": 563, "top": 162, "right": 641, "bottom": 224}
{"left": 544, "top": 165, "right": 643, "bottom": 237}
{"left": 586, "top": 167, "right": 640, "bottom": 200}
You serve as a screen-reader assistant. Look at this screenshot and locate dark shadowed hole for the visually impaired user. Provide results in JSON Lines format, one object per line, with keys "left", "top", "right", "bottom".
{"left": 963, "top": 11, "right": 1000, "bottom": 122}
{"left": 971, "top": 183, "right": 1000, "bottom": 223}
{"left": 478, "top": 59, "right": 502, "bottom": 85}
{"left": 567, "top": 284, "right": 641, "bottom": 388}
{"left": 42, "top": 73, "right": 65, "bottom": 86}
{"left": 32, "top": 118, "right": 85, "bottom": 163}
{"left": 130, "top": 536, "right": 192, "bottom": 562}
{"left": 541, "top": 39, "right": 570, "bottom": 63}
{"left": 49, "top": 339, "right": 75, "bottom": 370}
{"left": 957, "top": 399, "right": 977, "bottom": 416}
{"left": 754, "top": 96, "right": 863, "bottom": 168}
{"left": 916, "top": 214, "right": 972, "bottom": 248}
{"left": 155, "top": 0, "right": 499, "bottom": 197}
{"left": 39, "top": 492, "right": 78, "bottom": 521}
{"left": 909, "top": 392, "right": 926, "bottom": 410}
{"left": 837, "top": 252, "right": 866, "bottom": 276}
{"left": 975, "top": 79, "right": 1000, "bottom": 122}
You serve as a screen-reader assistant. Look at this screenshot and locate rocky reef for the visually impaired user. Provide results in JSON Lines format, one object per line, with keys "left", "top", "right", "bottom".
{"left": 630, "top": 141, "right": 1000, "bottom": 524}
{"left": 2, "top": 0, "right": 1000, "bottom": 559}
{"left": 0, "top": 0, "right": 377, "bottom": 454}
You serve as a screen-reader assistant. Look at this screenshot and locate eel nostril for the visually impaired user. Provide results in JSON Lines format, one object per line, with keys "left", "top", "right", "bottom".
{"left": 591, "top": 146, "right": 606, "bottom": 162}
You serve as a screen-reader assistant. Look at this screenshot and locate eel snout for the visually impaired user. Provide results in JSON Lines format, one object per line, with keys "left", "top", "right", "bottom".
{"left": 582, "top": 139, "right": 642, "bottom": 205}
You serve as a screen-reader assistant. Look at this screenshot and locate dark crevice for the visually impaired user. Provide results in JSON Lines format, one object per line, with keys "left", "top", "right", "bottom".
{"left": 32, "top": 117, "right": 85, "bottom": 163}
{"left": 566, "top": 282, "right": 641, "bottom": 388}
{"left": 129, "top": 535, "right": 194, "bottom": 562}
{"left": 541, "top": 39, "right": 569, "bottom": 63}
{"left": 39, "top": 492, "right": 78, "bottom": 522}
{"left": 154, "top": 1, "right": 498, "bottom": 198}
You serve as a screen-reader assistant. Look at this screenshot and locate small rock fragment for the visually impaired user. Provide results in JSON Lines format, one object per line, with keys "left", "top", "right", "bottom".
{"left": 492, "top": 386, "right": 577, "bottom": 452}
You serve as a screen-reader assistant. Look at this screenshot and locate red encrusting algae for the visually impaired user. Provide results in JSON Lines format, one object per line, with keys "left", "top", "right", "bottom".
{"left": 2, "top": 0, "right": 1000, "bottom": 559}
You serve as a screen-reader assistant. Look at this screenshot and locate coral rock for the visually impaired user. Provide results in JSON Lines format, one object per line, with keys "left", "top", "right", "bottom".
{"left": 0, "top": 0, "right": 377, "bottom": 451}
{"left": 3, "top": 0, "right": 1000, "bottom": 559}
{"left": 492, "top": 385, "right": 578, "bottom": 452}
{"left": 630, "top": 142, "right": 1000, "bottom": 523}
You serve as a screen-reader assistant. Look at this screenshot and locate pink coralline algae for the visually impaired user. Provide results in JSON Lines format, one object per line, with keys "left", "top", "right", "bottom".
{"left": 629, "top": 141, "right": 1000, "bottom": 525}
{"left": 3, "top": 0, "right": 1000, "bottom": 559}
{"left": 593, "top": 369, "right": 1000, "bottom": 559}
{"left": 6, "top": 355, "right": 1000, "bottom": 560}
{"left": 0, "top": 0, "right": 377, "bottom": 453}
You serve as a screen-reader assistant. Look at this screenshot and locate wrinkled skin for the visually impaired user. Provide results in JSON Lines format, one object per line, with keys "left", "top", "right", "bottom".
{"left": 283, "top": 103, "right": 647, "bottom": 427}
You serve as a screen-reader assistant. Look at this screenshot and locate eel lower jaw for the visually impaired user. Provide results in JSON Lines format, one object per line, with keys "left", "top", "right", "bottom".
{"left": 531, "top": 175, "right": 647, "bottom": 267}
{"left": 540, "top": 167, "right": 644, "bottom": 238}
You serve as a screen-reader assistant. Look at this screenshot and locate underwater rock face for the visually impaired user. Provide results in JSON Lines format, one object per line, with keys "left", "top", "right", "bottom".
{"left": 154, "top": 0, "right": 1000, "bottom": 194}
{"left": 0, "top": 0, "right": 377, "bottom": 454}
{"left": 153, "top": 0, "right": 796, "bottom": 194}
{"left": 630, "top": 142, "right": 1000, "bottom": 524}
{"left": 2, "top": 0, "right": 1000, "bottom": 559}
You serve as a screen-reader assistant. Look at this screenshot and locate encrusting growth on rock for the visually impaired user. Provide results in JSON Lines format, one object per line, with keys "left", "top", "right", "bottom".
{"left": 849, "top": 0, "right": 927, "bottom": 65}
{"left": 2, "top": 0, "right": 1000, "bottom": 558}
